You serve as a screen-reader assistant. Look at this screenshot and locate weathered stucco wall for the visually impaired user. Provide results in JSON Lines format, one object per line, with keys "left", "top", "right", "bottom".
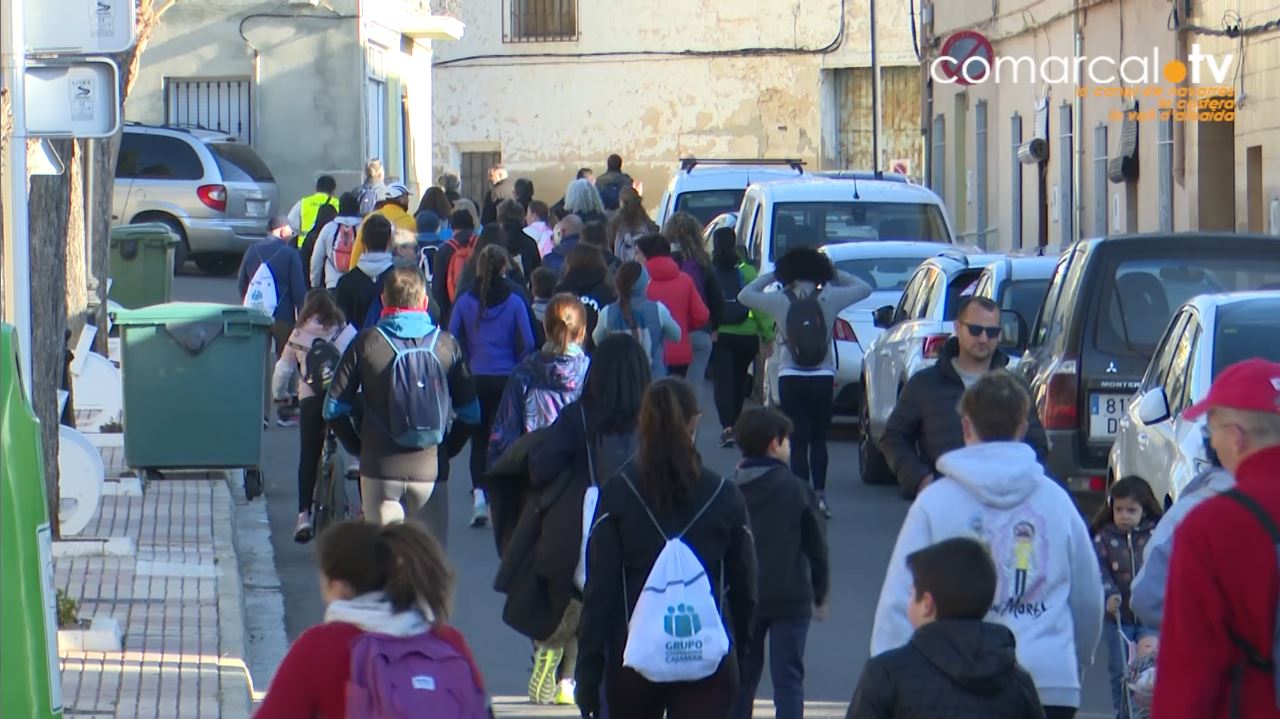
{"left": 432, "top": 0, "right": 921, "bottom": 208}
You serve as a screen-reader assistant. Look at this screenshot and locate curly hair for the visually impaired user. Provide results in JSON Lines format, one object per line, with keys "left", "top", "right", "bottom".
{"left": 317, "top": 521, "right": 454, "bottom": 620}
{"left": 774, "top": 246, "right": 834, "bottom": 286}
{"left": 565, "top": 178, "right": 605, "bottom": 216}
{"left": 663, "top": 212, "right": 710, "bottom": 268}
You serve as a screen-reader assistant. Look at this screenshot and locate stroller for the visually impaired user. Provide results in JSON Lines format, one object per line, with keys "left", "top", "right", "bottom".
{"left": 1113, "top": 611, "right": 1158, "bottom": 719}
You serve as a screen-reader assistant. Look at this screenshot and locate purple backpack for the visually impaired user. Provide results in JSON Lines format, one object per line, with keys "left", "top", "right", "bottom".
{"left": 680, "top": 258, "right": 710, "bottom": 304}
{"left": 346, "top": 629, "right": 489, "bottom": 719}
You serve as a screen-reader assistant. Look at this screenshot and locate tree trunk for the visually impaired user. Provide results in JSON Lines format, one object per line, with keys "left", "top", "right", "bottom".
{"left": 65, "top": 142, "right": 88, "bottom": 344}
{"left": 28, "top": 138, "right": 73, "bottom": 535}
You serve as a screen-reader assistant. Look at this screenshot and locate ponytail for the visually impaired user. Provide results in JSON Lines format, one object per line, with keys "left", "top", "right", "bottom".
{"left": 636, "top": 378, "right": 701, "bottom": 513}
{"left": 475, "top": 244, "right": 509, "bottom": 306}
{"left": 316, "top": 521, "right": 454, "bottom": 621}
{"left": 615, "top": 261, "right": 644, "bottom": 330}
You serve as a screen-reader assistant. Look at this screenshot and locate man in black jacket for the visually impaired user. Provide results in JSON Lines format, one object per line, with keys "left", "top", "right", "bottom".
{"left": 847, "top": 537, "right": 1046, "bottom": 719}
{"left": 480, "top": 164, "right": 516, "bottom": 226}
{"left": 730, "top": 408, "right": 829, "bottom": 719}
{"left": 881, "top": 296, "right": 1048, "bottom": 500}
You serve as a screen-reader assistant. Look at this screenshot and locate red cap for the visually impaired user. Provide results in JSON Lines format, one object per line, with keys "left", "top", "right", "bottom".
{"left": 1183, "top": 358, "right": 1280, "bottom": 420}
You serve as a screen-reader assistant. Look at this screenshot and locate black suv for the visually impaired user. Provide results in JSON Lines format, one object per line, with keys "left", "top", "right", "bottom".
{"left": 1014, "top": 233, "right": 1280, "bottom": 504}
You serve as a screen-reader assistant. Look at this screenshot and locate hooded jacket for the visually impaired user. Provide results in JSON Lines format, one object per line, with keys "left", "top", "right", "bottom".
{"left": 644, "top": 256, "right": 709, "bottom": 366}
{"left": 237, "top": 237, "right": 307, "bottom": 323}
{"left": 1092, "top": 517, "right": 1157, "bottom": 626}
{"left": 733, "top": 459, "right": 829, "bottom": 619}
{"left": 541, "top": 234, "right": 580, "bottom": 277}
{"left": 848, "top": 620, "right": 1046, "bottom": 719}
{"left": 279, "top": 317, "right": 358, "bottom": 400}
{"left": 309, "top": 215, "right": 363, "bottom": 289}
{"left": 487, "top": 347, "right": 590, "bottom": 466}
{"left": 254, "top": 592, "right": 486, "bottom": 719}
{"left": 556, "top": 263, "right": 618, "bottom": 350}
{"left": 870, "top": 442, "right": 1104, "bottom": 709}
{"left": 333, "top": 251, "right": 394, "bottom": 332}
{"left": 737, "top": 269, "right": 871, "bottom": 375}
{"left": 593, "top": 267, "right": 681, "bottom": 377}
{"left": 350, "top": 203, "right": 416, "bottom": 266}
{"left": 447, "top": 282, "right": 536, "bottom": 376}
{"left": 881, "top": 337, "right": 1050, "bottom": 499}
{"left": 1130, "top": 466, "right": 1235, "bottom": 627}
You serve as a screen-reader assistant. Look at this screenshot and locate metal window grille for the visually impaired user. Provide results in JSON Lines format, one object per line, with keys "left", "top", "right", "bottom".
{"left": 1093, "top": 124, "right": 1108, "bottom": 237}
{"left": 164, "top": 77, "right": 252, "bottom": 143}
{"left": 975, "top": 100, "right": 988, "bottom": 249}
{"left": 505, "top": 0, "right": 578, "bottom": 42}
{"left": 1058, "top": 103, "right": 1073, "bottom": 246}
{"left": 1158, "top": 116, "right": 1174, "bottom": 232}
{"left": 1011, "top": 113, "right": 1022, "bottom": 249}
{"left": 462, "top": 151, "right": 502, "bottom": 206}
{"left": 930, "top": 114, "right": 945, "bottom": 200}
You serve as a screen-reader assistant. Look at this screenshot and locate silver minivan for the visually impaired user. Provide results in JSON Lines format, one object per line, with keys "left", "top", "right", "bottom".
{"left": 113, "top": 124, "right": 278, "bottom": 274}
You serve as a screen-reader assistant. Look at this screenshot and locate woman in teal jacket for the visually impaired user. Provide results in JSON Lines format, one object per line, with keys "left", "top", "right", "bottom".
{"left": 708, "top": 227, "right": 774, "bottom": 447}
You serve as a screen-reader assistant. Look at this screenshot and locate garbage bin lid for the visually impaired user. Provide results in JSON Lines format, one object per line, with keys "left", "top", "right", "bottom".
{"left": 109, "top": 223, "right": 180, "bottom": 247}
{"left": 110, "top": 302, "right": 274, "bottom": 327}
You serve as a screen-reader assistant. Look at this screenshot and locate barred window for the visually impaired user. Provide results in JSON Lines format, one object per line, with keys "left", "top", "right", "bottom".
{"left": 505, "top": 0, "right": 578, "bottom": 42}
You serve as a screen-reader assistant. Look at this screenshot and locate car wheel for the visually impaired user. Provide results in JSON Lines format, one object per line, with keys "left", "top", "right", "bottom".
{"left": 194, "top": 254, "right": 239, "bottom": 276}
{"left": 859, "top": 384, "right": 894, "bottom": 485}
{"left": 133, "top": 215, "right": 189, "bottom": 274}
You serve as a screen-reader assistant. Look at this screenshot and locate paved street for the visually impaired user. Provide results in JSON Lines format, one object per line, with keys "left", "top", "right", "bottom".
{"left": 175, "top": 271, "right": 1114, "bottom": 717}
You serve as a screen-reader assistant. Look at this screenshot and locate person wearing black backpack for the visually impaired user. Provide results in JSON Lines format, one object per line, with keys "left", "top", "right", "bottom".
{"left": 333, "top": 214, "right": 395, "bottom": 332}
{"left": 738, "top": 248, "right": 870, "bottom": 517}
{"left": 709, "top": 228, "right": 773, "bottom": 447}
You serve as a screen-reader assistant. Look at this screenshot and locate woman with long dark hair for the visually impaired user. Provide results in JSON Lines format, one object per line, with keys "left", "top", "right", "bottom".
{"left": 607, "top": 186, "right": 658, "bottom": 263}
{"left": 575, "top": 378, "right": 756, "bottom": 719}
{"left": 708, "top": 227, "right": 772, "bottom": 446}
{"left": 593, "top": 261, "right": 681, "bottom": 378}
{"left": 448, "top": 244, "right": 537, "bottom": 527}
{"left": 739, "top": 247, "right": 870, "bottom": 517}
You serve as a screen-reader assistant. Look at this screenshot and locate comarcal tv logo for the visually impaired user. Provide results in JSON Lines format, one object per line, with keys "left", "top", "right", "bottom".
{"left": 931, "top": 31, "right": 1237, "bottom": 122}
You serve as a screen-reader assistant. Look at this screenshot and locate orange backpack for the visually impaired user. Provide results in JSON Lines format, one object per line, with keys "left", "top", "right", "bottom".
{"left": 445, "top": 236, "right": 474, "bottom": 302}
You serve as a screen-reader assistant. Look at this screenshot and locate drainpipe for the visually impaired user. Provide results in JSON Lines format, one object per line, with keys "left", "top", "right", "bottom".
{"left": 1073, "top": 1, "right": 1085, "bottom": 242}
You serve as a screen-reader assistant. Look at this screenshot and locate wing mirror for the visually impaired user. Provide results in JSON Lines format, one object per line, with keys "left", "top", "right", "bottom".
{"left": 1136, "top": 387, "right": 1171, "bottom": 426}
{"left": 999, "top": 310, "right": 1028, "bottom": 352}
{"left": 872, "top": 305, "right": 896, "bottom": 329}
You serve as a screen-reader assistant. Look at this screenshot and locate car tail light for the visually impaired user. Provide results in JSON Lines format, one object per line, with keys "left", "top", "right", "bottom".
{"left": 921, "top": 334, "right": 948, "bottom": 359}
{"left": 1088, "top": 476, "right": 1106, "bottom": 492}
{"left": 197, "top": 184, "right": 227, "bottom": 212}
{"left": 1042, "top": 359, "right": 1080, "bottom": 430}
{"left": 833, "top": 318, "right": 857, "bottom": 343}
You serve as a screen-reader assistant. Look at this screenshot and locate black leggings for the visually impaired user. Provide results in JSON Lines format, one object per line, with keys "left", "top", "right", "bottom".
{"left": 778, "top": 375, "right": 833, "bottom": 492}
{"left": 470, "top": 375, "right": 508, "bottom": 492}
{"left": 297, "top": 396, "right": 325, "bottom": 513}
{"left": 711, "top": 334, "right": 759, "bottom": 429}
{"left": 606, "top": 653, "right": 738, "bottom": 719}
{"left": 666, "top": 364, "right": 690, "bottom": 378}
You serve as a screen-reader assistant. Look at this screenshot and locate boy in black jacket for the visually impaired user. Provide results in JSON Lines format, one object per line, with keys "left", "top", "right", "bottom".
{"left": 730, "top": 408, "right": 829, "bottom": 719}
{"left": 847, "top": 538, "right": 1045, "bottom": 719}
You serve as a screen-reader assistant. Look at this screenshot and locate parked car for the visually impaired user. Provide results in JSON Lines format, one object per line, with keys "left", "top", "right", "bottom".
{"left": 967, "top": 254, "right": 1058, "bottom": 364}
{"left": 735, "top": 176, "right": 957, "bottom": 278}
{"left": 112, "top": 123, "right": 278, "bottom": 275}
{"left": 1109, "top": 291, "right": 1280, "bottom": 504}
{"left": 1014, "top": 232, "right": 1280, "bottom": 502}
{"left": 858, "top": 250, "right": 1004, "bottom": 483}
{"left": 655, "top": 158, "right": 805, "bottom": 227}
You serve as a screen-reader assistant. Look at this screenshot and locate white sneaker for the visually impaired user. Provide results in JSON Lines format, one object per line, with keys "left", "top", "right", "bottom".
{"left": 293, "top": 511, "right": 314, "bottom": 543}
{"left": 470, "top": 490, "right": 489, "bottom": 528}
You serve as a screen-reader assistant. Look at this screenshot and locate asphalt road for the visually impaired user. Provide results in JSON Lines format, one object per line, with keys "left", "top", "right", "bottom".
{"left": 174, "top": 270, "right": 1112, "bottom": 718}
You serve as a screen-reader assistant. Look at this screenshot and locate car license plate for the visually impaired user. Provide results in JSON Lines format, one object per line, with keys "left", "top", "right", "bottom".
{"left": 1089, "top": 393, "right": 1130, "bottom": 439}
{"left": 245, "top": 199, "right": 266, "bottom": 218}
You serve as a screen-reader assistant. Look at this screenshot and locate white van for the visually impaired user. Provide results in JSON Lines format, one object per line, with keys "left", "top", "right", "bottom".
{"left": 654, "top": 158, "right": 807, "bottom": 228}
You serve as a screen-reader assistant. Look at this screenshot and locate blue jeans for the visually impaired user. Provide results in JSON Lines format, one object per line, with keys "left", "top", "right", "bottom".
{"left": 731, "top": 617, "right": 809, "bottom": 719}
{"left": 1106, "top": 621, "right": 1156, "bottom": 716}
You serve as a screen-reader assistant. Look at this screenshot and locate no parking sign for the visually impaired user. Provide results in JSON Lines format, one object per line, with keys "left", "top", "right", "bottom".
{"left": 936, "top": 31, "right": 995, "bottom": 86}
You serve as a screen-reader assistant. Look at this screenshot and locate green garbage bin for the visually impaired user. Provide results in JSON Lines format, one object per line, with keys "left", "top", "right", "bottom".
{"left": 111, "top": 303, "right": 272, "bottom": 492}
{"left": 108, "top": 223, "right": 179, "bottom": 309}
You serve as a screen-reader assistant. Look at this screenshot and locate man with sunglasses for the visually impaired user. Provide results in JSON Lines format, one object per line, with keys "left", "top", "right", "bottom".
{"left": 881, "top": 296, "right": 1049, "bottom": 500}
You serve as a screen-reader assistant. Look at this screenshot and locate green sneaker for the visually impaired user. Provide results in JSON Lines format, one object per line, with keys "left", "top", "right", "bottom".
{"left": 554, "top": 678, "right": 576, "bottom": 705}
{"left": 528, "top": 646, "right": 564, "bottom": 705}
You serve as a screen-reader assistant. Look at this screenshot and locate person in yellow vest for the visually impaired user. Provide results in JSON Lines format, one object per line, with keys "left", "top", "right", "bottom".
{"left": 287, "top": 175, "right": 340, "bottom": 246}
{"left": 349, "top": 181, "right": 417, "bottom": 266}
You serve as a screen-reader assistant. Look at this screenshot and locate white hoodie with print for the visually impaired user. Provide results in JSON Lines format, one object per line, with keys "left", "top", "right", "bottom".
{"left": 310, "top": 216, "right": 364, "bottom": 289}
{"left": 869, "top": 441, "right": 1103, "bottom": 709}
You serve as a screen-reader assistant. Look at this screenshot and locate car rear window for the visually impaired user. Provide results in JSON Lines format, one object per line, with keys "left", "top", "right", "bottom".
{"left": 117, "top": 133, "right": 204, "bottom": 180}
{"left": 771, "top": 201, "right": 950, "bottom": 259}
{"left": 834, "top": 257, "right": 928, "bottom": 292}
{"left": 1213, "top": 298, "right": 1280, "bottom": 374}
{"left": 207, "top": 143, "right": 274, "bottom": 182}
{"left": 1002, "top": 279, "right": 1050, "bottom": 327}
{"left": 675, "top": 190, "right": 746, "bottom": 226}
{"left": 944, "top": 270, "right": 984, "bottom": 321}
{"left": 1095, "top": 256, "right": 1280, "bottom": 357}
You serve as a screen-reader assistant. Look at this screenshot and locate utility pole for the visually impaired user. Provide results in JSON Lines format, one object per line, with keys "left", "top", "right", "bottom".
{"left": 1, "top": 0, "right": 33, "bottom": 394}
{"left": 870, "top": 0, "right": 883, "bottom": 176}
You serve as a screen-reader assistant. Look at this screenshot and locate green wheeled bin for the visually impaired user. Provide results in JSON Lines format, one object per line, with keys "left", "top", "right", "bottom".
{"left": 107, "top": 223, "right": 179, "bottom": 309}
{"left": 110, "top": 303, "right": 273, "bottom": 499}
{"left": 0, "top": 324, "right": 64, "bottom": 718}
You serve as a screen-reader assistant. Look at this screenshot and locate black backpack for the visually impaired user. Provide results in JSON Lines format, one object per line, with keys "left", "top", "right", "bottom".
{"left": 304, "top": 330, "right": 343, "bottom": 396}
{"left": 1222, "top": 489, "right": 1280, "bottom": 717}
{"left": 716, "top": 265, "right": 750, "bottom": 325}
{"left": 784, "top": 288, "right": 829, "bottom": 369}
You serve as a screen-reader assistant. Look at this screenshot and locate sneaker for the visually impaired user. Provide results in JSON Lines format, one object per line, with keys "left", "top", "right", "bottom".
{"left": 293, "top": 511, "right": 314, "bottom": 543}
{"left": 470, "top": 490, "right": 490, "bottom": 528}
{"left": 263, "top": 416, "right": 270, "bottom": 429}
{"left": 527, "top": 646, "right": 564, "bottom": 705}
{"left": 276, "top": 415, "right": 299, "bottom": 428}
{"left": 719, "top": 427, "right": 735, "bottom": 448}
{"left": 554, "top": 678, "right": 576, "bottom": 706}
{"left": 817, "top": 493, "right": 832, "bottom": 519}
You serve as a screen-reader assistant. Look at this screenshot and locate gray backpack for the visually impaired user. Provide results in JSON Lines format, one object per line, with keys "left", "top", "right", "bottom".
{"left": 1222, "top": 488, "right": 1280, "bottom": 716}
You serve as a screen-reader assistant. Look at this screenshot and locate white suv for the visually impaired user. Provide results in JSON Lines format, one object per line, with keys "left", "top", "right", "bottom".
{"left": 654, "top": 159, "right": 806, "bottom": 228}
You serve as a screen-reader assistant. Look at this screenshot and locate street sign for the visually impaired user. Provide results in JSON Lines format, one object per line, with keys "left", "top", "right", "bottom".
{"left": 889, "top": 159, "right": 910, "bottom": 176}
{"left": 937, "top": 31, "right": 994, "bottom": 86}
{"left": 23, "top": 60, "right": 122, "bottom": 139}
{"left": 26, "top": 0, "right": 137, "bottom": 55}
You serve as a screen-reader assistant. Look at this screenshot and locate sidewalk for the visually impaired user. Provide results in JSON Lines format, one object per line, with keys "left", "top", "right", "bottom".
{"left": 53, "top": 442, "right": 255, "bottom": 718}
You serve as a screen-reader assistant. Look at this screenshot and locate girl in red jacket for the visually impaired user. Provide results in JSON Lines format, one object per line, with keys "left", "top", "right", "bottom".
{"left": 635, "top": 233, "right": 709, "bottom": 377}
{"left": 255, "top": 521, "right": 487, "bottom": 718}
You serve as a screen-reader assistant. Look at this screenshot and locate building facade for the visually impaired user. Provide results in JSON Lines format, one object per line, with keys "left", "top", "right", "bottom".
{"left": 431, "top": 0, "right": 922, "bottom": 208}
{"left": 125, "top": 0, "right": 462, "bottom": 214}
{"left": 921, "top": 0, "right": 1280, "bottom": 251}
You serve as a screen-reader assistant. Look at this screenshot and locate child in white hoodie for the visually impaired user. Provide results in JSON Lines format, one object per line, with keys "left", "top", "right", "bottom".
{"left": 870, "top": 370, "right": 1103, "bottom": 719}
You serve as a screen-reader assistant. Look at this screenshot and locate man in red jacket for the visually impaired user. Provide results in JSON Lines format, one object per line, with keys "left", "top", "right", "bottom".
{"left": 1153, "top": 358, "right": 1280, "bottom": 719}
{"left": 636, "top": 233, "right": 709, "bottom": 377}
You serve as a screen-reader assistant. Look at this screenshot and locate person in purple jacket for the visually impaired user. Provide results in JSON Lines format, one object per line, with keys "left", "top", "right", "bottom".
{"left": 448, "top": 244, "right": 537, "bottom": 528}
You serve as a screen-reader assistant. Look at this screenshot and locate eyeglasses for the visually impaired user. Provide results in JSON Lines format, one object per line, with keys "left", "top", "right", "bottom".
{"left": 959, "top": 321, "right": 1002, "bottom": 339}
